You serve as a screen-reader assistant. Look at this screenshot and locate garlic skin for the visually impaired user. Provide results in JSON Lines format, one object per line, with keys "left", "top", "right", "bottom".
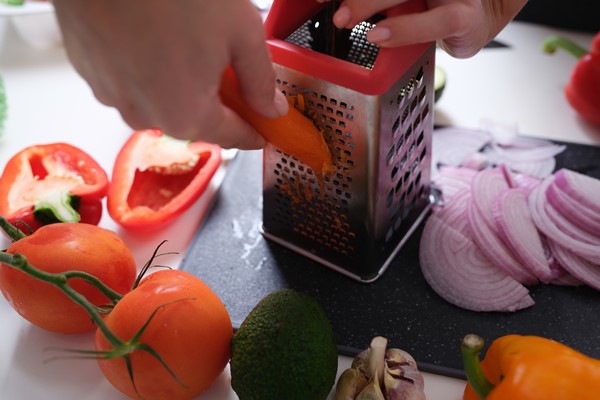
{"left": 336, "top": 368, "right": 368, "bottom": 400}
{"left": 383, "top": 349, "right": 425, "bottom": 400}
{"left": 335, "top": 337, "right": 425, "bottom": 400}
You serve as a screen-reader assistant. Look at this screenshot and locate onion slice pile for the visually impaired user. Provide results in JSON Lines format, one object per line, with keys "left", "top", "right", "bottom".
{"left": 432, "top": 124, "right": 566, "bottom": 182}
{"left": 467, "top": 168, "right": 539, "bottom": 284}
{"left": 492, "top": 189, "right": 555, "bottom": 283}
{"left": 419, "top": 199, "right": 534, "bottom": 312}
{"left": 420, "top": 163, "right": 600, "bottom": 312}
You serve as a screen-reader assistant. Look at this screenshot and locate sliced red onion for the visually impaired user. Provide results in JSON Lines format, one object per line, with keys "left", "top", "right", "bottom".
{"left": 432, "top": 127, "right": 490, "bottom": 169}
{"left": 553, "top": 169, "right": 600, "bottom": 214}
{"left": 468, "top": 201, "right": 538, "bottom": 285}
{"left": 546, "top": 239, "right": 600, "bottom": 291}
{"left": 489, "top": 141, "right": 566, "bottom": 162}
{"left": 479, "top": 119, "right": 519, "bottom": 146}
{"left": 469, "top": 168, "right": 510, "bottom": 226}
{"left": 481, "top": 146, "right": 557, "bottom": 178}
{"left": 419, "top": 213, "right": 534, "bottom": 312}
{"left": 432, "top": 166, "right": 477, "bottom": 203}
{"left": 529, "top": 177, "right": 600, "bottom": 264}
{"left": 501, "top": 136, "right": 563, "bottom": 150}
{"left": 461, "top": 152, "right": 489, "bottom": 170}
{"left": 434, "top": 188, "right": 471, "bottom": 236}
{"left": 492, "top": 189, "right": 556, "bottom": 283}
{"left": 431, "top": 124, "right": 564, "bottom": 181}
{"left": 551, "top": 272, "right": 584, "bottom": 287}
{"left": 546, "top": 181, "right": 600, "bottom": 236}
{"left": 543, "top": 191, "right": 600, "bottom": 246}
{"left": 467, "top": 169, "right": 538, "bottom": 284}
{"left": 513, "top": 173, "right": 542, "bottom": 196}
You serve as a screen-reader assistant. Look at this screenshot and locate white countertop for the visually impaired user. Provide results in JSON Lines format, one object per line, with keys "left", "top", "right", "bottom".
{"left": 0, "top": 9, "right": 597, "bottom": 400}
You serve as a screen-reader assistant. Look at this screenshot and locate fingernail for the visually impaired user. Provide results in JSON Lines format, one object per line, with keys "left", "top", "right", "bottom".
{"left": 367, "top": 27, "right": 392, "bottom": 44}
{"left": 274, "top": 90, "right": 289, "bottom": 117}
{"left": 333, "top": 5, "right": 352, "bottom": 28}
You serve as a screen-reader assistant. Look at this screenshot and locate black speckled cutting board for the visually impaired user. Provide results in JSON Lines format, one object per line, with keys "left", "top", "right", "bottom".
{"left": 180, "top": 141, "right": 600, "bottom": 379}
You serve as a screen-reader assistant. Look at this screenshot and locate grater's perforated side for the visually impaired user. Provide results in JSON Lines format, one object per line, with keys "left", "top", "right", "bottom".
{"left": 261, "top": 4, "right": 435, "bottom": 282}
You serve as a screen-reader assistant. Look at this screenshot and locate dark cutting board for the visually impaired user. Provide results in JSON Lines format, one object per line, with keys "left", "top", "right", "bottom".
{"left": 180, "top": 140, "right": 600, "bottom": 379}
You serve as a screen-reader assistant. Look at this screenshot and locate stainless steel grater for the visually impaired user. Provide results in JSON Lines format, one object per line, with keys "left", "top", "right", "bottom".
{"left": 261, "top": 0, "right": 435, "bottom": 282}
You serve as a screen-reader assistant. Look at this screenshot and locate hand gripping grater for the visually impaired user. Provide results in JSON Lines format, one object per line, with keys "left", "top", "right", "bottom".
{"left": 261, "top": 0, "right": 435, "bottom": 282}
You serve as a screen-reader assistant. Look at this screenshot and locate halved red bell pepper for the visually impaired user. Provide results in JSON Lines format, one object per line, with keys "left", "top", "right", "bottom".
{"left": 543, "top": 32, "right": 600, "bottom": 127}
{"left": 0, "top": 143, "right": 109, "bottom": 231}
{"left": 107, "top": 129, "right": 222, "bottom": 230}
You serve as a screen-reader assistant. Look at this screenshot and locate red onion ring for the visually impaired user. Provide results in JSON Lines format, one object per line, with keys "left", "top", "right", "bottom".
{"left": 554, "top": 169, "right": 600, "bottom": 214}
{"left": 492, "top": 189, "right": 556, "bottom": 283}
{"left": 468, "top": 169, "right": 538, "bottom": 284}
{"left": 546, "top": 181, "right": 600, "bottom": 237}
{"left": 419, "top": 213, "right": 534, "bottom": 312}
{"left": 528, "top": 177, "right": 600, "bottom": 263}
{"left": 546, "top": 240, "right": 600, "bottom": 291}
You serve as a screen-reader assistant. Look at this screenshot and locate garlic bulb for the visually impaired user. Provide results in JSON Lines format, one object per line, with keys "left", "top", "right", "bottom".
{"left": 336, "top": 336, "right": 425, "bottom": 400}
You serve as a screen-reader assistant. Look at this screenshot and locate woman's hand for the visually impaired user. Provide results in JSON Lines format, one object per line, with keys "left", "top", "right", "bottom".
{"left": 320, "top": 0, "right": 527, "bottom": 58}
{"left": 53, "top": 0, "right": 288, "bottom": 149}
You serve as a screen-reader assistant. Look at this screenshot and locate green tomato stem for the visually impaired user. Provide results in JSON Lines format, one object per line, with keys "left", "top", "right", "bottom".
{"left": 0, "top": 228, "right": 187, "bottom": 394}
{"left": 461, "top": 334, "right": 494, "bottom": 400}
{"left": 63, "top": 270, "right": 123, "bottom": 304}
{"left": 0, "top": 251, "right": 123, "bottom": 347}
{"left": 542, "top": 35, "right": 588, "bottom": 59}
{"left": 0, "top": 217, "right": 27, "bottom": 241}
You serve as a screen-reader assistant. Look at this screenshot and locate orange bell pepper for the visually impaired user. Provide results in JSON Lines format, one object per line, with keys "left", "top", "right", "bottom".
{"left": 461, "top": 334, "right": 600, "bottom": 400}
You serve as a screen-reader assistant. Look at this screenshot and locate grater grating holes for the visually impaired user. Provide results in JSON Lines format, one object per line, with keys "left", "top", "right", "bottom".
{"left": 284, "top": 5, "right": 383, "bottom": 70}
{"left": 270, "top": 79, "right": 362, "bottom": 255}
{"left": 384, "top": 66, "right": 430, "bottom": 243}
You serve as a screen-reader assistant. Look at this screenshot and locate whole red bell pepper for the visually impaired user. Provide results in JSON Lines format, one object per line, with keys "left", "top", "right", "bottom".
{"left": 0, "top": 143, "right": 109, "bottom": 231}
{"left": 107, "top": 129, "right": 222, "bottom": 230}
{"left": 543, "top": 32, "right": 600, "bottom": 127}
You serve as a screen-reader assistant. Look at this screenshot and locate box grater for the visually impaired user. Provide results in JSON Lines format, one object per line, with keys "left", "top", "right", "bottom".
{"left": 261, "top": 0, "right": 435, "bottom": 282}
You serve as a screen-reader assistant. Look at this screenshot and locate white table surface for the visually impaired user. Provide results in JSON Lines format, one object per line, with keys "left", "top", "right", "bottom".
{"left": 0, "top": 9, "right": 597, "bottom": 400}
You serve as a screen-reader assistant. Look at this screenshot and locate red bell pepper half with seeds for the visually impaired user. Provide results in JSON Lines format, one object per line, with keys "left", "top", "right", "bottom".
{"left": 107, "top": 129, "right": 222, "bottom": 230}
{"left": 0, "top": 143, "right": 109, "bottom": 231}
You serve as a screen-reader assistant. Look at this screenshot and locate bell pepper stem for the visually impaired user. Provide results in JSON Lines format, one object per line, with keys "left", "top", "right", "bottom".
{"left": 542, "top": 35, "right": 588, "bottom": 59}
{"left": 461, "top": 334, "right": 495, "bottom": 400}
{"left": 33, "top": 191, "right": 81, "bottom": 225}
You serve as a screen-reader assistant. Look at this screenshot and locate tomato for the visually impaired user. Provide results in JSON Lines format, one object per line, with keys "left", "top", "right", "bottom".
{"left": 0, "top": 223, "right": 137, "bottom": 333}
{"left": 95, "top": 269, "right": 232, "bottom": 400}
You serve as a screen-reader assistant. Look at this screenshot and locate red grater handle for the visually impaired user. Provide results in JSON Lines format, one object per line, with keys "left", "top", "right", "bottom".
{"left": 264, "top": 0, "right": 431, "bottom": 95}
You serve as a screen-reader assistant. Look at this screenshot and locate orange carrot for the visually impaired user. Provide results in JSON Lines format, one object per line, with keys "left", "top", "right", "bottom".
{"left": 220, "top": 68, "right": 333, "bottom": 174}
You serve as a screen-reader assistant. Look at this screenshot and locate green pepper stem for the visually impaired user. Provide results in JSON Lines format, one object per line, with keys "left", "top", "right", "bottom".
{"left": 461, "top": 334, "right": 495, "bottom": 400}
{"left": 542, "top": 35, "right": 588, "bottom": 59}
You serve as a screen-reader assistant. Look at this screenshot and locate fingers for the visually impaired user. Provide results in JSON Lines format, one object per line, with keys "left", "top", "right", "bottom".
{"left": 230, "top": 5, "right": 289, "bottom": 120}
{"left": 331, "top": 0, "right": 409, "bottom": 29}
{"left": 189, "top": 102, "right": 267, "bottom": 150}
{"left": 367, "top": 3, "right": 473, "bottom": 47}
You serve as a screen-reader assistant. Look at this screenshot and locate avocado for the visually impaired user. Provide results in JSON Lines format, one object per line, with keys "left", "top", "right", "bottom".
{"left": 230, "top": 289, "right": 338, "bottom": 400}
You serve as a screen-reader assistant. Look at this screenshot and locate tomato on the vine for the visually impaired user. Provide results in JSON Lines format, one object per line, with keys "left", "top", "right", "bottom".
{"left": 95, "top": 269, "right": 233, "bottom": 400}
{"left": 0, "top": 223, "right": 137, "bottom": 333}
